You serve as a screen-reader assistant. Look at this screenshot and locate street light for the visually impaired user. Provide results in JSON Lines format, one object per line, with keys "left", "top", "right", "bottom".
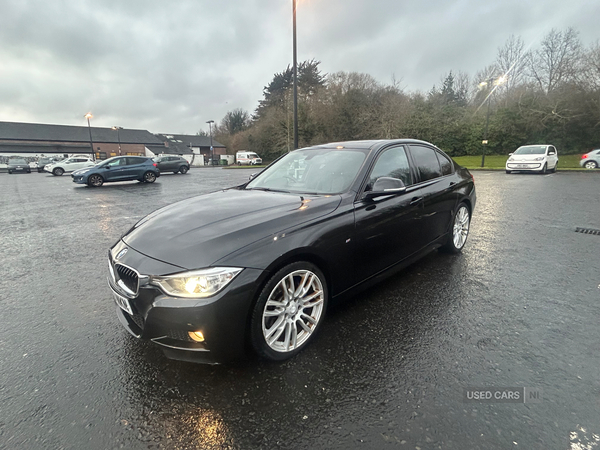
{"left": 479, "top": 76, "right": 506, "bottom": 168}
{"left": 84, "top": 113, "right": 95, "bottom": 161}
{"left": 111, "top": 126, "right": 123, "bottom": 156}
{"left": 206, "top": 120, "right": 214, "bottom": 166}
{"left": 292, "top": 0, "right": 298, "bottom": 150}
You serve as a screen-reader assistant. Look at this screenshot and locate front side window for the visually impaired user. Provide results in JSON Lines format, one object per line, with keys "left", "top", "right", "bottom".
{"left": 368, "top": 146, "right": 412, "bottom": 189}
{"left": 410, "top": 145, "right": 442, "bottom": 182}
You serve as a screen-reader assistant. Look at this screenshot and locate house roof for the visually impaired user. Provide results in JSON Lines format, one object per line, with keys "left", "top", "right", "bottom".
{"left": 153, "top": 135, "right": 194, "bottom": 154}
{"left": 0, "top": 121, "right": 163, "bottom": 145}
{"left": 158, "top": 133, "right": 225, "bottom": 148}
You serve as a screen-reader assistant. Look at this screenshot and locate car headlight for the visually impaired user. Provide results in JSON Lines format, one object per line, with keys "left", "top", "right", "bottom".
{"left": 508, "top": 157, "right": 514, "bottom": 162}
{"left": 151, "top": 267, "right": 243, "bottom": 298}
{"left": 534, "top": 157, "right": 544, "bottom": 161}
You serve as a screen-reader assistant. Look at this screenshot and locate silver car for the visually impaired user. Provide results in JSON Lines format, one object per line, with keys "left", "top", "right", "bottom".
{"left": 580, "top": 149, "right": 600, "bottom": 169}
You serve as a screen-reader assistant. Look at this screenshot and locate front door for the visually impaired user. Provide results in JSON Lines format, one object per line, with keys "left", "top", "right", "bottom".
{"left": 353, "top": 145, "right": 424, "bottom": 280}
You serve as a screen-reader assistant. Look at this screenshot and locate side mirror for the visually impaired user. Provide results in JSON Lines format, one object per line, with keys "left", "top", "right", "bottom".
{"left": 548, "top": 151, "right": 555, "bottom": 155}
{"left": 365, "top": 177, "right": 406, "bottom": 199}
{"left": 249, "top": 173, "right": 257, "bottom": 181}
{"left": 508, "top": 153, "right": 514, "bottom": 156}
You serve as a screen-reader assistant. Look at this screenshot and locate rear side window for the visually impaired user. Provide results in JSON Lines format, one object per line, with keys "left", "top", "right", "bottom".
{"left": 126, "top": 157, "right": 146, "bottom": 165}
{"left": 409, "top": 145, "right": 442, "bottom": 182}
{"left": 437, "top": 152, "right": 453, "bottom": 176}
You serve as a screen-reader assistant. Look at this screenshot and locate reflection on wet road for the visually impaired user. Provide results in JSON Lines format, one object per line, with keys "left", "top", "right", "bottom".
{"left": 1, "top": 169, "right": 599, "bottom": 449}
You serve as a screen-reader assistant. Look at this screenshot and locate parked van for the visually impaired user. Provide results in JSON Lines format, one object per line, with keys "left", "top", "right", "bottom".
{"left": 236, "top": 151, "right": 262, "bottom": 165}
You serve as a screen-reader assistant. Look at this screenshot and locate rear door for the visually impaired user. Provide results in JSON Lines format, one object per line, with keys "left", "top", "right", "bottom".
{"left": 407, "top": 144, "right": 457, "bottom": 243}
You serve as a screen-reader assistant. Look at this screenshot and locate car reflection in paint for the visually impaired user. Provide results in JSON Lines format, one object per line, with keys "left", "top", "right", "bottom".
{"left": 108, "top": 139, "right": 476, "bottom": 364}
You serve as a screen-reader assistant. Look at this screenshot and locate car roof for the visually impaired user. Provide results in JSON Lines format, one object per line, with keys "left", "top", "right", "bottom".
{"left": 300, "top": 139, "right": 441, "bottom": 151}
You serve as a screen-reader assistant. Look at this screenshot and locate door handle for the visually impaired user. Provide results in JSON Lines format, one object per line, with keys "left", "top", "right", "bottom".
{"left": 410, "top": 197, "right": 423, "bottom": 205}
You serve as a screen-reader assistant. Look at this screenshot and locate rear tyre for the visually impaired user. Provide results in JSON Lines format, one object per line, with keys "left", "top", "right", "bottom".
{"left": 88, "top": 174, "right": 104, "bottom": 187}
{"left": 143, "top": 171, "right": 157, "bottom": 183}
{"left": 8, "top": 170, "right": 12, "bottom": 174}
{"left": 584, "top": 161, "right": 598, "bottom": 169}
{"left": 440, "top": 203, "right": 470, "bottom": 254}
{"left": 250, "top": 262, "right": 327, "bottom": 361}
{"left": 179, "top": 166, "right": 189, "bottom": 174}
{"left": 53, "top": 167, "right": 64, "bottom": 176}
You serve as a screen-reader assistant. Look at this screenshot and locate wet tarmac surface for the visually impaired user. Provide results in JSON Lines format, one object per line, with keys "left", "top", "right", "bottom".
{"left": 1, "top": 168, "right": 599, "bottom": 449}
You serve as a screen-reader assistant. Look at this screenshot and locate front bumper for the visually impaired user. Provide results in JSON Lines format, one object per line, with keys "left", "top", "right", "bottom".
{"left": 108, "top": 242, "right": 264, "bottom": 364}
{"left": 506, "top": 162, "right": 543, "bottom": 171}
{"left": 72, "top": 174, "right": 87, "bottom": 184}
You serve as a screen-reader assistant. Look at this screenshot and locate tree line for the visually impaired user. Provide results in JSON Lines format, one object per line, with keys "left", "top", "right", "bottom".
{"left": 211, "top": 28, "right": 600, "bottom": 161}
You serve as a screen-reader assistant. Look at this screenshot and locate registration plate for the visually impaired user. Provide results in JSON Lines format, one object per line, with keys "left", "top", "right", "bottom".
{"left": 112, "top": 290, "right": 133, "bottom": 315}
{"left": 517, "top": 164, "right": 528, "bottom": 168}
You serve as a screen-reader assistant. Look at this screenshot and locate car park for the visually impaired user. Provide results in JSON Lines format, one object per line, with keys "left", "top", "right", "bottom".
{"left": 505, "top": 145, "right": 558, "bottom": 174}
{"left": 108, "top": 139, "right": 476, "bottom": 364}
{"left": 72, "top": 155, "right": 160, "bottom": 187}
{"left": 7, "top": 158, "right": 31, "bottom": 174}
{"left": 580, "top": 149, "right": 600, "bottom": 169}
{"left": 152, "top": 155, "right": 190, "bottom": 174}
{"left": 44, "top": 156, "right": 95, "bottom": 176}
{"left": 236, "top": 151, "right": 262, "bottom": 165}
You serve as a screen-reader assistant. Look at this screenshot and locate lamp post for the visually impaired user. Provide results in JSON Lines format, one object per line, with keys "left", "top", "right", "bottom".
{"left": 84, "top": 113, "right": 95, "bottom": 161}
{"left": 292, "top": 0, "right": 298, "bottom": 150}
{"left": 479, "top": 76, "right": 506, "bottom": 168}
{"left": 111, "top": 126, "right": 123, "bottom": 156}
{"left": 206, "top": 120, "right": 214, "bottom": 166}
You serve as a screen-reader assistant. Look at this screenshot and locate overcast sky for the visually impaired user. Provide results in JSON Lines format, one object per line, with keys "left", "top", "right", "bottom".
{"left": 0, "top": 0, "right": 598, "bottom": 135}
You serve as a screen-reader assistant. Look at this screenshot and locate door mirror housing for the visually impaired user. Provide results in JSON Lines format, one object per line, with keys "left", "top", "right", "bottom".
{"left": 365, "top": 177, "right": 406, "bottom": 199}
{"left": 508, "top": 153, "right": 514, "bottom": 156}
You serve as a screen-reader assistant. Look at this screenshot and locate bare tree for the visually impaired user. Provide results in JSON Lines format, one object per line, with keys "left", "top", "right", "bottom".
{"left": 528, "top": 28, "right": 582, "bottom": 93}
{"left": 496, "top": 35, "right": 528, "bottom": 96}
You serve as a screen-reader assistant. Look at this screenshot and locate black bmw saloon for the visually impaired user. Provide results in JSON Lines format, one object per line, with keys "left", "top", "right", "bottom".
{"left": 108, "top": 139, "right": 476, "bottom": 364}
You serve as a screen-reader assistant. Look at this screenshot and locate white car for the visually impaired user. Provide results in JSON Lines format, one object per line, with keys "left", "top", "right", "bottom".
{"left": 505, "top": 145, "right": 558, "bottom": 174}
{"left": 45, "top": 157, "right": 96, "bottom": 176}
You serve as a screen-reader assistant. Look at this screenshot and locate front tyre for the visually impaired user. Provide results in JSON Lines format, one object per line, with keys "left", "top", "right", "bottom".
{"left": 441, "top": 203, "right": 470, "bottom": 254}
{"left": 87, "top": 174, "right": 104, "bottom": 187}
{"left": 143, "top": 171, "right": 157, "bottom": 183}
{"left": 251, "top": 262, "right": 327, "bottom": 361}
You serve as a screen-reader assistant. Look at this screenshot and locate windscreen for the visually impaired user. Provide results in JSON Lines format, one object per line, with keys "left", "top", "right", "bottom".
{"left": 514, "top": 146, "right": 546, "bottom": 155}
{"left": 246, "top": 148, "right": 368, "bottom": 195}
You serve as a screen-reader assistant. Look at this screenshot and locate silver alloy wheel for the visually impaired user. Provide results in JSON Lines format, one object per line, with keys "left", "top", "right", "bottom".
{"left": 144, "top": 171, "right": 156, "bottom": 182}
{"left": 261, "top": 269, "right": 325, "bottom": 353}
{"left": 452, "top": 206, "right": 470, "bottom": 249}
{"left": 584, "top": 161, "right": 597, "bottom": 169}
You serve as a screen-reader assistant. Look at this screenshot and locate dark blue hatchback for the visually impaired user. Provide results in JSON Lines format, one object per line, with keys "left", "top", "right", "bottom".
{"left": 72, "top": 156, "right": 160, "bottom": 187}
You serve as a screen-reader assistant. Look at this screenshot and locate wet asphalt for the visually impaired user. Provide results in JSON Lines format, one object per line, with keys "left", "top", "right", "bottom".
{"left": 0, "top": 168, "right": 599, "bottom": 450}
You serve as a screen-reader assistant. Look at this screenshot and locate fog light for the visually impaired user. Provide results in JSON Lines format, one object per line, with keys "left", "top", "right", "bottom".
{"left": 188, "top": 331, "right": 205, "bottom": 342}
